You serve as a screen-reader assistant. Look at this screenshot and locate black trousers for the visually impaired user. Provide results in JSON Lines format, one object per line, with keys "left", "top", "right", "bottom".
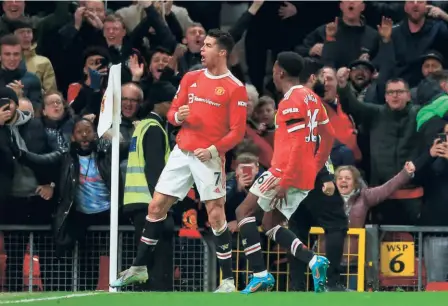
{"left": 130, "top": 210, "right": 174, "bottom": 291}
{"left": 288, "top": 188, "right": 348, "bottom": 291}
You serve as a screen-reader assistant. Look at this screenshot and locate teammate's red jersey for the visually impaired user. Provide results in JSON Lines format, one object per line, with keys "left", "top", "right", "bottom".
{"left": 167, "top": 69, "right": 248, "bottom": 157}
{"left": 269, "top": 85, "right": 334, "bottom": 190}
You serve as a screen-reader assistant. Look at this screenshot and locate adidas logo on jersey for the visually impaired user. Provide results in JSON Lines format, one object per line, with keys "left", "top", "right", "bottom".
{"left": 190, "top": 83, "right": 197, "bottom": 88}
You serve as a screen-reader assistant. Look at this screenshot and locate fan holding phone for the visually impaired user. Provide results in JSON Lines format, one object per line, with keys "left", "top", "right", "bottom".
{"left": 0, "top": 91, "right": 15, "bottom": 125}
{"left": 236, "top": 159, "right": 260, "bottom": 192}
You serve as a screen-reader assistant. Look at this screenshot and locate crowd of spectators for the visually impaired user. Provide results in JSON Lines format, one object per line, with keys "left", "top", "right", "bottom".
{"left": 0, "top": 0, "right": 448, "bottom": 292}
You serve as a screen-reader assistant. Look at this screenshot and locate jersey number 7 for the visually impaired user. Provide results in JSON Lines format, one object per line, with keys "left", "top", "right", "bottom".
{"left": 305, "top": 109, "right": 319, "bottom": 143}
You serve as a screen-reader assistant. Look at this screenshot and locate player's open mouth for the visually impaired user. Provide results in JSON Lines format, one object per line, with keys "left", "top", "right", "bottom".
{"left": 201, "top": 56, "right": 205, "bottom": 62}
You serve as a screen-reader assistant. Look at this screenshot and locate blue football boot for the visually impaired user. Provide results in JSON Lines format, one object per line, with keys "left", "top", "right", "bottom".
{"left": 310, "top": 256, "right": 330, "bottom": 293}
{"left": 240, "top": 272, "right": 275, "bottom": 294}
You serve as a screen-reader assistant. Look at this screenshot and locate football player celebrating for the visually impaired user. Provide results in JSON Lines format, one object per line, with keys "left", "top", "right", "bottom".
{"left": 235, "top": 52, "right": 335, "bottom": 294}
{"left": 111, "top": 29, "right": 248, "bottom": 292}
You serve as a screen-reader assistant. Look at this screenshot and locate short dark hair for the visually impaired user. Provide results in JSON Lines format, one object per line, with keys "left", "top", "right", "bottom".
{"left": 207, "top": 28, "right": 234, "bottom": 59}
{"left": 386, "top": 78, "right": 410, "bottom": 90}
{"left": 299, "top": 58, "right": 323, "bottom": 84}
{"left": 73, "top": 117, "right": 97, "bottom": 134}
{"left": 150, "top": 46, "right": 172, "bottom": 63}
{"left": 277, "top": 52, "right": 304, "bottom": 78}
{"left": 0, "top": 34, "right": 20, "bottom": 50}
{"left": 428, "top": 70, "right": 448, "bottom": 83}
{"left": 235, "top": 138, "right": 260, "bottom": 158}
{"left": 82, "top": 46, "right": 110, "bottom": 66}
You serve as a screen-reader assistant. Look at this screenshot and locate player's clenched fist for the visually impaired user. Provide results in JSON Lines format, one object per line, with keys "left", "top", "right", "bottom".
{"left": 177, "top": 105, "right": 190, "bottom": 121}
{"left": 194, "top": 148, "right": 212, "bottom": 162}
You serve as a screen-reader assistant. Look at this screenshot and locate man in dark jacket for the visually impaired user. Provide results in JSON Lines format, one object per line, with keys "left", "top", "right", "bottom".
{"left": 0, "top": 34, "right": 42, "bottom": 106}
{"left": 337, "top": 68, "right": 422, "bottom": 225}
{"left": 0, "top": 86, "right": 54, "bottom": 225}
{"left": 391, "top": 1, "right": 448, "bottom": 88}
{"left": 59, "top": 2, "right": 175, "bottom": 88}
{"left": 296, "top": 1, "right": 379, "bottom": 69}
{"left": 16, "top": 118, "right": 125, "bottom": 256}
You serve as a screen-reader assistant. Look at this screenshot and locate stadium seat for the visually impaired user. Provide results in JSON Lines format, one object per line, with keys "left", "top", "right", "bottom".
{"left": 22, "top": 243, "right": 43, "bottom": 291}
{"left": 426, "top": 282, "right": 448, "bottom": 291}
{"left": 96, "top": 256, "right": 110, "bottom": 291}
{"left": 379, "top": 232, "right": 427, "bottom": 289}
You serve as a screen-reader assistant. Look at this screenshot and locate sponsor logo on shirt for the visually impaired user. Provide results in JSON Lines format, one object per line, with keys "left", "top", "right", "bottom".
{"left": 282, "top": 107, "right": 299, "bottom": 115}
{"left": 188, "top": 94, "right": 221, "bottom": 107}
{"left": 237, "top": 101, "right": 247, "bottom": 107}
{"left": 190, "top": 83, "right": 197, "bottom": 88}
{"left": 215, "top": 87, "right": 225, "bottom": 96}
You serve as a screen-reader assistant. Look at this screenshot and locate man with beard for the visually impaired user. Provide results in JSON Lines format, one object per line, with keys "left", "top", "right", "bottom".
{"left": 346, "top": 16, "right": 395, "bottom": 105}
{"left": 411, "top": 51, "right": 445, "bottom": 103}
{"left": 392, "top": 1, "right": 448, "bottom": 88}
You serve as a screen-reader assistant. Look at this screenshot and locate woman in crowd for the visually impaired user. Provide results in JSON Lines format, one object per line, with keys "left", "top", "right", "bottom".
{"left": 40, "top": 91, "right": 75, "bottom": 151}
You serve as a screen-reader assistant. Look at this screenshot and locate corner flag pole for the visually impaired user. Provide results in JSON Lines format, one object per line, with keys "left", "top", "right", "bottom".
{"left": 97, "top": 63, "right": 122, "bottom": 293}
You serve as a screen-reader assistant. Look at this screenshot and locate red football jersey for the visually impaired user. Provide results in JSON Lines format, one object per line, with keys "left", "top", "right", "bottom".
{"left": 269, "top": 85, "right": 333, "bottom": 190}
{"left": 167, "top": 69, "right": 248, "bottom": 156}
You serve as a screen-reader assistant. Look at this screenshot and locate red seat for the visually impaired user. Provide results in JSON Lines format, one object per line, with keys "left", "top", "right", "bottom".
{"left": 22, "top": 244, "right": 43, "bottom": 291}
{"left": 96, "top": 256, "right": 110, "bottom": 291}
{"left": 0, "top": 232, "right": 7, "bottom": 292}
{"left": 426, "top": 282, "right": 448, "bottom": 291}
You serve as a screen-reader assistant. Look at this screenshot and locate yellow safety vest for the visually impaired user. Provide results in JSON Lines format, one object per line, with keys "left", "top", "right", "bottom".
{"left": 123, "top": 118, "right": 170, "bottom": 206}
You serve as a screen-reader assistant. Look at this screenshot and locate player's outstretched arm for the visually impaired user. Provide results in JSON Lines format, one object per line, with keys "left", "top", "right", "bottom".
{"left": 167, "top": 73, "right": 192, "bottom": 126}
{"left": 207, "top": 86, "right": 248, "bottom": 158}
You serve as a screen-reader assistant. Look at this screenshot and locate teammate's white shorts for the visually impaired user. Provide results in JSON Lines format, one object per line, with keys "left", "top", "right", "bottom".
{"left": 249, "top": 171, "right": 309, "bottom": 220}
{"left": 155, "top": 145, "right": 226, "bottom": 201}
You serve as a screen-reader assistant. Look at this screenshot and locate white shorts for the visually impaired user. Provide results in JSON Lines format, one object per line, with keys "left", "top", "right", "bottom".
{"left": 249, "top": 171, "right": 309, "bottom": 220}
{"left": 155, "top": 145, "right": 226, "bottom": 201}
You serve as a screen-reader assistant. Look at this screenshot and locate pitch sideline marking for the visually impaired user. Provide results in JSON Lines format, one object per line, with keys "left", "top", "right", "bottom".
{"left": 0, "top": 292, "right": 100, "bottom": 304}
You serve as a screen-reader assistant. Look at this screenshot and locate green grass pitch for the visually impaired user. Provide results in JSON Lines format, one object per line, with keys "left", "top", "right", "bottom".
{"left": 0, "top": 292, "right": 447, "bottom": 305}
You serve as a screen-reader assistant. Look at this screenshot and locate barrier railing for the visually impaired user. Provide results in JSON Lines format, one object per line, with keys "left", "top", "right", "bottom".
{"left": 365, "top": 225, "right": 448, "bottom": 292}
{"left": 0, "top": 225, "right": 216, "bottom": 292}
{"left": 223, "top": 227, "right": 366, "bottom": 292}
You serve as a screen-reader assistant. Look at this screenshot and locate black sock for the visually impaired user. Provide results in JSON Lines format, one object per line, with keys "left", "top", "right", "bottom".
{"left": 324, "top": 230, "right": 345, "bottom": 286}
{"left": 238, "top": 217, "right": 266, "bottom": 273}
{"left": 267, "top": 225, "right": 314, "bottom": 264}
{"left": 212, "top": 222, "right": 233, "bottom": 280}
{"left": 133, "top": 215, "right": 167, "bottom": 266}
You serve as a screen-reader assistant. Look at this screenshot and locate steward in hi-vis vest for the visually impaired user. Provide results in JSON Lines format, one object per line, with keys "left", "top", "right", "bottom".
{"left": 122, "top": 81, "right": 177, "bottom": 291}
{"left": 123, "top": 81, "right": 177, "bottom": 213}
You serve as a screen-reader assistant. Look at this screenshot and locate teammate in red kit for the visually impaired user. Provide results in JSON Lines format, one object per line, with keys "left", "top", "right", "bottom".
{"left": 235, "top": 52, "right": 335, "bottom": 294}
{"left": 111, "top": 29, "right": 248, "bottom": 292}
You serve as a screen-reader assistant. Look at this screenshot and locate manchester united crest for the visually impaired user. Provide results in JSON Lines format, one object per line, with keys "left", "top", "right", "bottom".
{"left": 215, "top": 87, "right": 225, "bottom": 96}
